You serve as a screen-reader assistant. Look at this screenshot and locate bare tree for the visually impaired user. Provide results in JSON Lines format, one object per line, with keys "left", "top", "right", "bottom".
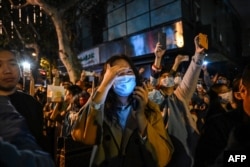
{"left": 8, "top": 0, "right": 102, "bottom": 83}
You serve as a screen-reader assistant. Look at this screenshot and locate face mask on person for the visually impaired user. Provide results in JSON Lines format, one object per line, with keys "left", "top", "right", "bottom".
{"left": 174, "top": 76, "right": 182, "bottom": 85}
{"left": 113, "top": 75, "right": 136, "bottom": 96}
{"left": 160, "top": 76, "right": 175, "bottom": 87}
{"left": 218, "top": 90, "right": 232, "bottom": 104}
{"left": 216, "top": 78, "right": 227, "bottom": 84}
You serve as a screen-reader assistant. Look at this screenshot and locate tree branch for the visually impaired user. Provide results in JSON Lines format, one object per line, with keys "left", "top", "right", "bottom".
{"left": 12, "top": 23, "right": 25, "bottom": 45}
{"left": 29, "top": 23, "right": 41, "bottom": 40}
{"left": 2, "top": 25, "right": 10, "bottom": 41}
{"left": 8, "top": 0, "right": 29, "bottom": 8}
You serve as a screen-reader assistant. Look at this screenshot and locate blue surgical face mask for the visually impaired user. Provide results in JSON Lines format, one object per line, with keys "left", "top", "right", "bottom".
{"left": 113, "top": 75, "right": 136, "bottom": 96}
{"left": 216, "top": 78, "right": 227, "bottom": 84}
{"left": 160, "top": 76, "right": 175, "bottom": 87}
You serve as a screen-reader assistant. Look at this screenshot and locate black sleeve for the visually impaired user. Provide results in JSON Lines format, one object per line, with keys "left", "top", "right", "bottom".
{"left": 9, "top": 91, "right": 46, "bottom": 151}
{"left": 194, "top": 113, "right": 238, "bottom": 167}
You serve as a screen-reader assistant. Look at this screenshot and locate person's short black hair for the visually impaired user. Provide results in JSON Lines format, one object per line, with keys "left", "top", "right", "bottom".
{"left": 0, "top": 44, "right": 15, "bottom": 53}
{"left": 0, "top": 45, "right": 19, "bottom": 61}
{"left": 65, "top": 85, "right": 82, "bottom": 96}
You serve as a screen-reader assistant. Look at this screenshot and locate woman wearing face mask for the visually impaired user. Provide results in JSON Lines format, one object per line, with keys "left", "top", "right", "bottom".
{"left": 148, "top": 34, "right": 205, "bottom": 167}
{"left": 205, "top": 83, "right": 234, "bottom": 120}
{"left": 74, "top": 54, "right": 173, "bottom": 167}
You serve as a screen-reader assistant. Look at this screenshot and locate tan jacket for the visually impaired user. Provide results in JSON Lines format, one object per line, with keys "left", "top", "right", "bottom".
{"left": 86, "top": 100, "right": 173, "bottom": 167}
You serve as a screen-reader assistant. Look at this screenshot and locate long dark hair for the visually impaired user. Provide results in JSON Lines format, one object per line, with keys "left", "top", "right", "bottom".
{"left": 99, "top": 54, "right": 142, "bottom": 124}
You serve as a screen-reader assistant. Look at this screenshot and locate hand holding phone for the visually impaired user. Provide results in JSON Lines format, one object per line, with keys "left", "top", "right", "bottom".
{"left": 132, "top": 81, "right": 143, "bottom": 110}
{"left": 158, "top": 31, "right": 166, "bottom": 50}
{"left": 198, "top": 33, "right": 208, "bottom": 50}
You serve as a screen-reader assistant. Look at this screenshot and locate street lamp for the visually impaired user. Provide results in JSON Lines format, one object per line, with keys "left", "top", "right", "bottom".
{"left": 22, "top": 61, "right": 31, "bottom": 77}
{"left": 21, "top": 61, "right": 31, "bottom": 93}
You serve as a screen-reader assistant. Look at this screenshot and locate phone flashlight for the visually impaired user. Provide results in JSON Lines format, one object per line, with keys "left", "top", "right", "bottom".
{"left": 203, "top": 61, "right": 208, "bottom": 65}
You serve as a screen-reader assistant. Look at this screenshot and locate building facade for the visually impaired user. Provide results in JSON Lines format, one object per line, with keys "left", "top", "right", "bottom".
{"left": 77, "top": 0, "right": 243, "bottom": 77}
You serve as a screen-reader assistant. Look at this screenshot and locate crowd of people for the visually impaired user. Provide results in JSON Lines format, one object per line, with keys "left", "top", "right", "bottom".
{"left": 1, "top": 33, "right": 250, "bottom": 167}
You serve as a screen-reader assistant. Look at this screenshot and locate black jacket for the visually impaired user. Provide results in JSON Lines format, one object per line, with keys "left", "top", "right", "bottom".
{"left": 0, "top": 96, "right": 54, "bottom": 167}
{"left": 8, "top": 91, "right": 49, "bottom": 152}
{"left": 194, "top": 109, "right": 244, "bottom": 167}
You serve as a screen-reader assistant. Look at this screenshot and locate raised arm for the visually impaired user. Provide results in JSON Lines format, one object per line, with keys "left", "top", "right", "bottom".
{"left": 175, "top": 35, "right": 206, "bottom": 101}
{"left": 202, "top": 64, "right": 213, "bottom": 90}
{"left": 170, "top": 54, "right": 189, "bottom": 76}
{"left": 150, "top": 42, "right": 166, "bottom": 86}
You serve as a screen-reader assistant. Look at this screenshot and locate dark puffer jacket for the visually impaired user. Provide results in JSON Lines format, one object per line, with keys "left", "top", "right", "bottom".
{"left": 0, "top": 96, "right": 55, "bottom": 167}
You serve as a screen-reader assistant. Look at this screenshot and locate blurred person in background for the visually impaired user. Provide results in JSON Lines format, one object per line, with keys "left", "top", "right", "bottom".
{"left": 194, "top": 74, "right": 243, "bottom": 167}
{"left": 204, "top": 82, "right": 234, "bottom": 120}
{"left": 190, "top": 78, "right": 210, "bottom": 132}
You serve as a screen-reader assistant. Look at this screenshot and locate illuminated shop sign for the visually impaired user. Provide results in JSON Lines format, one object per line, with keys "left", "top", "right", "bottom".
{"left": 78, "top": 47, "right": 100, "bottom": 67}
{"left": 79, "top": 20, "right": 184, "bottom": 66}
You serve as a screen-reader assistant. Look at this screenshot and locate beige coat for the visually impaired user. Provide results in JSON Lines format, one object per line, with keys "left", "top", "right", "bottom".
{"left": 86, "top": 100, "right": 174, "bottom": 167}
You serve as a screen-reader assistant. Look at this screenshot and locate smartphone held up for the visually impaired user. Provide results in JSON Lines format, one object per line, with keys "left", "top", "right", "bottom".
{"left": 197, "top": 33, "right": 208, "bottom": 50}
{"left": 158, "top": 31, "right": 167, "bottom": 50}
